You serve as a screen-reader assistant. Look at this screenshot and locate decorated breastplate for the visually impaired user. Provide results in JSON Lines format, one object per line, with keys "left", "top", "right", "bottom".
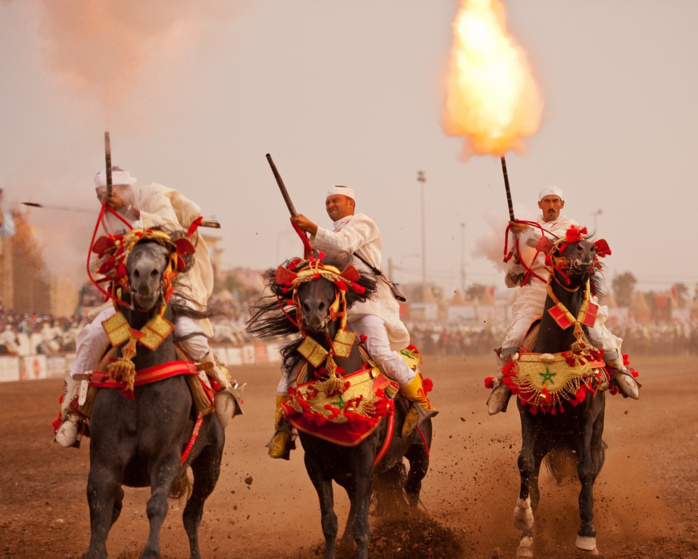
{"left": 280, "top": 346, "right": 423, "bottom": 446}
{"left": 503, "top": 349, "right": 608, "bottom": 414}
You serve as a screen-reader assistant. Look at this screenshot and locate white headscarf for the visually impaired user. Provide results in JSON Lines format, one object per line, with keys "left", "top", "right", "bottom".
{"left": 326, "top": 185, "right": 355, "bottom": 200}
{"left": 538, "top": 185, "right": 564, "bottom": 201}
{"left": 94, "top": 169, "right": 137, "bottom": 188}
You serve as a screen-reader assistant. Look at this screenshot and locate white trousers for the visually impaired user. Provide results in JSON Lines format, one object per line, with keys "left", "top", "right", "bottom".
{"left": 276, "top": 314, "right": 415, "bottom": 395}
{"left": 69, "top": 305, "right": 210, "bottom": 378}
{"left": 498, "top": 284, "right": 623, "bottom": 373}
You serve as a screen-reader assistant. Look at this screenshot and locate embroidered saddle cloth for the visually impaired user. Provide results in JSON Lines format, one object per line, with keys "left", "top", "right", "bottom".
{"left": 504, "top": 350, "right": 607, "bottom": 414}
{"left": 281, "top": 346, "right": 422, "bottom": 446}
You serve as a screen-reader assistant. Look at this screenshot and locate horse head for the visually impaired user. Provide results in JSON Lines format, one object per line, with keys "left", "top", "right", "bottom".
{"left": 276, "top": 257, "right": 375, "bottom": 336}
{"left": 126, "top": 241, "right": 170, "bottom": 312}
{"left": 91, "top": 228, "right": 196, "bottom": 315}
{"left": 296, "top": 277, "right": 336, "bottom": 333}
{"left": 540, "top": 225, "right": 611, "bottom": 290}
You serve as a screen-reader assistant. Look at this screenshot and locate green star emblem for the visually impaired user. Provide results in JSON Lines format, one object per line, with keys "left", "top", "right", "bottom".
{"left": 539, "top": 366, "right": 557, "bottom": 386}
{"left": 331, "top": 394, "right": 345, "bottom": 409}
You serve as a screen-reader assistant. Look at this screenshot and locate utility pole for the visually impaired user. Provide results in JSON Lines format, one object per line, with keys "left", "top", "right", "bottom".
{"left": 460, "top": 222, "right": 466, "bottom": 296}
{"left": 417, "top": 171, "right": 426, "bottom": 301}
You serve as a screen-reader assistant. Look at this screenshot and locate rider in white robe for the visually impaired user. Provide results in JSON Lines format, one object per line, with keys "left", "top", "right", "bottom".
{"left": 266, "top": 185, "right": 437, "bottom": 459}
{"left": 55, "top": 168, "right": 240, "bottom": 448}
{"left": 487, "top": 186, "right": 640, "bottom": 415}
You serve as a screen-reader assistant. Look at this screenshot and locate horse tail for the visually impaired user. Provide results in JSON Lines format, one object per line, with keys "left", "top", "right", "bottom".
{"left": 170, "top": 470, "right": 192, "bottom": 500}
{"left": 544, "top": 442, "right": 580, "bottom": 485}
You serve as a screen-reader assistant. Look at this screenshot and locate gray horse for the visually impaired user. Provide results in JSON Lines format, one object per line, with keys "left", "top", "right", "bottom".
{"left": 85, "top": 237, "right": 224, "bottom": 559}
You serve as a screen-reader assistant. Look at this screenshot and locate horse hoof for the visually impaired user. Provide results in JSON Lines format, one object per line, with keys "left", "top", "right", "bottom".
{"left": 516, "top": 535, "right": 533, "bottom": 558}
{"left": 514, "top": 497, "right": 534, "bottom": 530}
{"left": 575, "top": 535, "right": 597, "bottom": 554}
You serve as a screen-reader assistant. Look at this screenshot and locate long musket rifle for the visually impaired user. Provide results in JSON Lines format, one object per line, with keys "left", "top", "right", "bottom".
{"left": 265, "top": 153, "right": 312, "bottom": 256}
{"left": 500, "top": 155, "right": 516, "bottom": 222}
{"left": 104, "top": 131, "right": 113, "bottom": 198}
{"left": 265, "top": 153, "right": 405, "bottom": 301}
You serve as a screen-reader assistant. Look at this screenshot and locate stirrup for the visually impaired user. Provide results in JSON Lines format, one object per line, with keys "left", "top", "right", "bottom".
{"left": 401, "top": 402, "right": 438, "bottom": 437}
{"left": 267, "top": 429, "right": 293, "bottom": 460}
{"left": 612, "top": 370, "right": 640, "bottom": 400}
{"left": 214, "top": 391, "right": 235, "bottom": 429}
{"left": 487, "top": 384, "right": 511, "bottom": 415}
{"left": 55, "top": 415, "right": 82, "bottom": 449}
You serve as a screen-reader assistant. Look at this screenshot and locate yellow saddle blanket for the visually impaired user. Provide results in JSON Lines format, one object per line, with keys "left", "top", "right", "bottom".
{"left": 504, "top": 350, "right": 607, "bottom": 413}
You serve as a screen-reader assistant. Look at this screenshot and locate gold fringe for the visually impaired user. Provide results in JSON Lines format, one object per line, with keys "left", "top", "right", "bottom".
{"left": 186, "top": 375, "right": 214, "bottom": 416}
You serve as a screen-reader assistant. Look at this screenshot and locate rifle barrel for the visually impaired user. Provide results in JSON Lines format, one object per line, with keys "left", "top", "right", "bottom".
{"left": 500, "top": 156, "right": 516, "bottom": 222}
{"left": 266, "top": 154, "right": 298, "bottom": 217}
{"left": 104, "top": 131, "right": 113, "bottom": 198}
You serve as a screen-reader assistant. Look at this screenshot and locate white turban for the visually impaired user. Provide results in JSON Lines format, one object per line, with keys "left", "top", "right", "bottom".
{"left": 538, "top": 185, "right": 564, "bottom": 201}
{"left": 326, "top": 185, "right": 355, "bottom": 200}
{"left": 94, "top": 169, "right": 137, "bottom": 188}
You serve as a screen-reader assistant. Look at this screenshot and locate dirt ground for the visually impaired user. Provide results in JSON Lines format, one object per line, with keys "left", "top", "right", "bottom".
{"left": 0, "top": 353, "right": 696, "bottom": 559}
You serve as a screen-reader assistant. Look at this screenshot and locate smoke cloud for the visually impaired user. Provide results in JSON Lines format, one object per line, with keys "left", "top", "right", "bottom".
{"left": 10, "top": 0, "right": 240, "bottom": 302}
{"left": 32, "top": 0, "right": 238, "bottom": 120}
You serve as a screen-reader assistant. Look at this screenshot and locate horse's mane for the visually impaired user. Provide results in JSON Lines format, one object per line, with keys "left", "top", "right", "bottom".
{"left": 246, "top": 256, "right": 378, "bottom": 370}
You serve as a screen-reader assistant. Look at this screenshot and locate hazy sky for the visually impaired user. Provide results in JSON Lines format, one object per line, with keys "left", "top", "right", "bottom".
{"left": 1, "top": 0, "right": 696, "bottom": 296}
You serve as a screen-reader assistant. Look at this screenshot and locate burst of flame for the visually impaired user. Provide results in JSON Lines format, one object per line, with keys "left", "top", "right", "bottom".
{"left": 441, "top": 0, "right": 544, "bottom": 158}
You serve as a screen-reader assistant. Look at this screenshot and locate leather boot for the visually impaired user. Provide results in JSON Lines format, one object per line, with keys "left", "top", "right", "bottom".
{"left": 268, "top": 395, "right": 293, "bottom": 460}
{"left": 605, "top": 356, "right": 640, "bottom": 399}
{"left": 399, "top": 374, "right": 438, "bottom": 437}
{"left": 54, "top": 373, "right": 84, "bottom": 448}
{"left": 199, "top": 352, "right": 244, "bottom": 428}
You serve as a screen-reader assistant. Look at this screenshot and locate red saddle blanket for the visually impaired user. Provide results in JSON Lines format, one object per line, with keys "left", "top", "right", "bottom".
{"left": 282, "top": 362, "right": 399, "bottom": 447}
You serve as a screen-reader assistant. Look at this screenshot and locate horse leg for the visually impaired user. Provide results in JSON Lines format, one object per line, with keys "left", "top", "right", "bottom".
{"left": 405, "top": 435, "right": 430, "bottom": 507}
{"left": 85, "top": 463, "right": 123, "bottom": 559}
{"left": 350, "top": 468, "right": 373, "bottom": 559}
{"left": 112, "top": 486, "right": 125, "bottom": 527}
{"left": 515, "top": 418, "right": 537, "bottom": 559}
{"left": 142, "top": 458, "right": 181, "bottom": 559}
{"left": 305, "top": 455, "right": 338, "bottom": 559}
{"left": 576, "top": 405, "right": 605, "bottom": 553}
{"left": 183, "top": 440, "right": 223, "bottom": 559}
{"left": 338, "top": 479, "right": 356, "bottom": 548}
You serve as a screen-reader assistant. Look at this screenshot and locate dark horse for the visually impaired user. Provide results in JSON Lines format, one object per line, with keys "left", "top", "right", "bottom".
{"left": 247, "top": 257, "right": 432, "bottom": 559}
{"left": 511, "top": 232, "right": 609, "bottom": 557}
{"left": 84, "top": 233, "right": 225, "bottom": 559}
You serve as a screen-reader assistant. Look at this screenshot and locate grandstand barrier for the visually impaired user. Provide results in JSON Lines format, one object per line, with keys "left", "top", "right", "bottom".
{"left": 0, "top": 343, "right": 283, "bottom": 383}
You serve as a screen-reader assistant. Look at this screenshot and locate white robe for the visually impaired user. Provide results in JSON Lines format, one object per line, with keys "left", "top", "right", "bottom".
{"left": 500, "top": 213, "right": 621, "bottom": 361}
{"left": 312, "top": 213, "right": 410, "bottom": 350}
{"left": 136, "top": 183, "right": 214, "bottom": 311}
{"left": 70, "top": 183, "right": 213, "bottom": 377}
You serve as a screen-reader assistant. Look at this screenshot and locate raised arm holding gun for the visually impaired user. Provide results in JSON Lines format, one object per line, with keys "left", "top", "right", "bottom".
{"left": 263, "top": 156, "right": 437, "bottom": 460}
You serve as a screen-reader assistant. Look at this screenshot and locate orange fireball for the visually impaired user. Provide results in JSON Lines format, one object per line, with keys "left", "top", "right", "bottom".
{"left": 442, "top": 0, "right": 544, "bottom": 158}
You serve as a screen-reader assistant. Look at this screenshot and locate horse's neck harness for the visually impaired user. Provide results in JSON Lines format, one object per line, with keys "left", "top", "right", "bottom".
{"left": 90, "top": 229, "right": 193, "bottom": 395}
{"left": 278, "top": 258, "right": 367, "bottom": 388}
{"left": 546, "top": 276, "right": 599, "bottom": 351}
